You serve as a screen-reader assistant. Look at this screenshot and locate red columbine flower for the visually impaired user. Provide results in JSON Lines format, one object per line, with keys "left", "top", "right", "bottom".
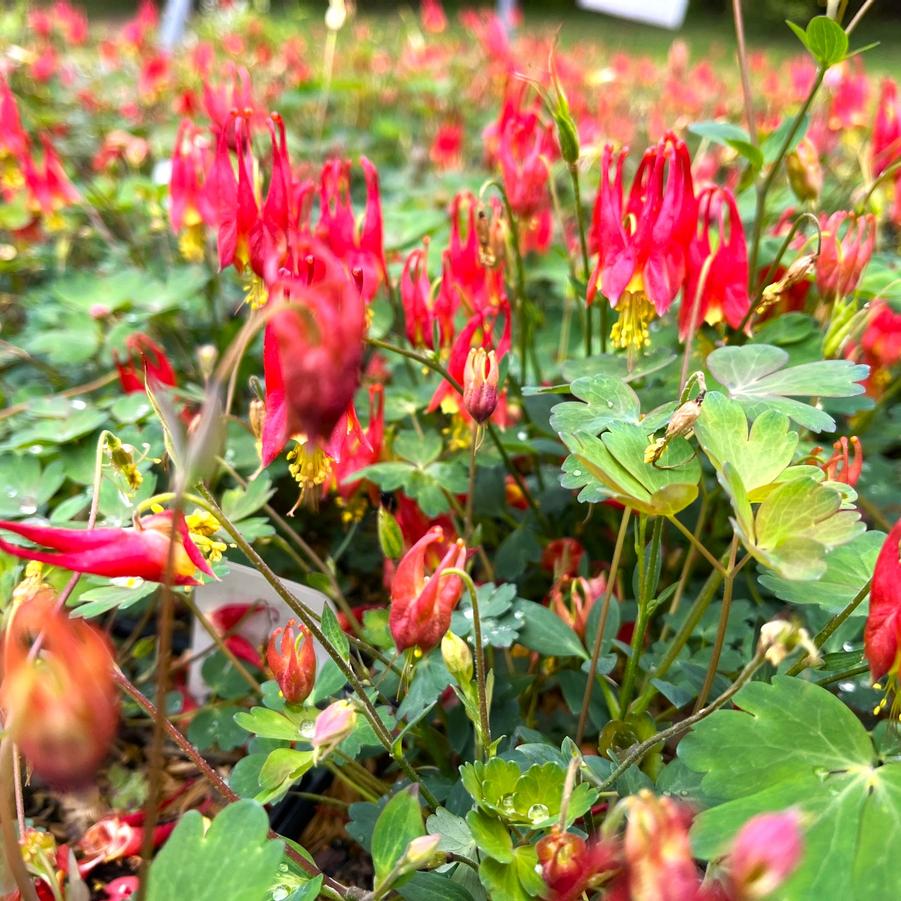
{"left": 815, "top": 211, "right": 876, "bottom": 303}
{"left": 331, "top": 384, "right": 385, "bottom": 503}
{"left": 463, "top": 346, "right": 499, "bottom": 423}
{"left": 169, "top": 121, "right": 215, "bottom": 262}
{"left": 267, "top": 619, "right": 316, "bottom": 704}
{"left": 537, "top": 831, "right": 621, "bottom": 901}
{"left": 1, "top": 590, "right": 118, "bottom": 787}
{"left": 873, "top": 78, "right": 901, "bottom": 177}
{"left": 864, "top": 518, "right": 901, "bottom": 682}
{"left": 430, "top": 121, "right": 463, "bottom": 171}
{"left": 210, "top": 602, "right": 272, "bottom": 669}
{"left": 589, "top": 133, "right": 696, "bottom": 350}
{"left": 389, "top": 526, "right": 467, "bottom": 652}
{"left": 0, "top": 512, "right": 214, "bottom": 586}
{"left": 401, "top": 240, "right": 453, "bottom": 349}
{"left": 549, "top": 574, "right": 609, "bottom": 641}
{"left": 852, "top": 300, "right": 901, "bottom": 397}
{"left": 316, "top": 157, "right": 387, "bottom": 303}
{"left": 259, "top": 248, "right": 366, "bottom": 468}
{"left": 680, "top": 186, "right": 749, "bottom": 338}
{"left": 420, "top": 0, "right": 447, "bottom": 33}
{"left": 725, "top": 810, "right": 803, "bottom": 900}
{"left": 0, "top": 75, "right": 29, "bottom": 186}
{"left": 113, "top": 332, "right": 177, "bottom": 393}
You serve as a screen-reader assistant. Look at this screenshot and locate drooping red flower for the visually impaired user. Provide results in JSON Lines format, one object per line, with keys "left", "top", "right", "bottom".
{"left": 330, "top": 385, "right": 385, "bottom": 501}
{"left": 401, "top": 240, "right": 453, "bottom": 349}
{"left": 463, "top": 346, "right": 500, "bottom": 423}
{"left": 430, "top": 121, "right": 463, "bottom": 170}
{"left": 873, "top": 78, "right": 901, "bottom": 177}
{"left": 854, "top": 301, "right": 901, "bottom": 397}
{"left": 815, "top": 211, "right": 876, "bottom": 302}
{"left": 542, "top": 538, "right": 585, "bottom": 579}
{"left": 0, "top": 512, "right": 214, "bottom": 586}
{"left": 680, "top": 186, "right": 749, "bottom": 338}
{"left": 113, "top": 332, "right": 177, "bottom": 394}
{"left": 210, "top": 602, "right": 272, "bottom": 669}
{"left": 1, "top": 591, "right": 118, "bottom": 787}
{"left": 863, "top": 518, "right": 901, "bottom": 681}
{"left": 420, "top": 0, "right": 447, "bottom": 34}
{"left": 316, "top": 157, "right": 387, "bottom": 303}
{"left": 79, "top": 816, "right": 176, "bottom": 875}
{"left": 266, "top": 619, "right": 316, "bottom": 704}
{"left": 549, "top": 573, "right": 609, "bottom": 641}
{"left": 389, "top": 526, "right": 467, "bottom": 652}
{"left": 537, "top": 831, "right": 621, "bottom": 901}
{"left": 589, "top": 133, "right": 696, "bottom": 350}
{"left": 169, "top": 121, "right": 215, "bottom": 260}
{"left": 815, "top": 436, "right": 863, "bottom": 486}
{"left": 259, "top": 248, "right": 366, "bottom": 466}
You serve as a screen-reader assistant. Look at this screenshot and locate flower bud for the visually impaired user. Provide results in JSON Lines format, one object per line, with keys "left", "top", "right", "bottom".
{"left": 537, "top": 830, "right": 620, "bottom": 900}
{"left": 463, "top": 347, "right": 499, "bottom": 424}
{"left": 377, "top": 506, "right": 405, "bottom": 560}
{"left": 441, "top": 630, "right": 473, "bottom": 686}
{"left": 758, "top": 619, "right": 820, "bottom": 668}
{"left": 312, "top": 700, "right": 357, "bottom": 763}
{"left": 760, "top": 253, "right": 816, "bottom": 311}
{"left": 266, "top": 619, "right": 316, "bottom": 704}
{"left": 197, "top": 344, "right": 218, "bottom": 381}
{"left": 401, "top": 833, "right": 443, "bottom": 871}
{"left": 727, "top": 810, "right": 803, "bottom": 899}
{"left": 786, "top": 138, "right": 822, "bottom": 203}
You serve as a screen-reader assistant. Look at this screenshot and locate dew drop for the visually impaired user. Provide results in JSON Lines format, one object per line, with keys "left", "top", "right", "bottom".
{"left": 513, "top": 610, "right": 525, "bottom": 621}
{"left": 838, "top": 681, "right": 856, "bottom": 692}
{"left": 18, "top": 503, "right": 37, "bottom": 515}
{"left": 300, "top": 720, "right": 315, "bottom": 739}
{"left": 605, "top": 400, "right": 614, "bottom": 408}
{"left": 70, "top": 399, "right": 87, "bottom": 410}
{"left": 6, "top": 489, "right": 17, "bottom": 498}
{"left": 528, "top": 803, "right": 549, "bottom": 823}
{"left": 501, "top": 793, "right": 516, "bottom": 813}
{"left": 28, "top": 445, "right": 43, "bottom": 455}
{"left": 517, "top": 431, "right": 527, "bottom": 441}
{"left": 572, "top": 469, "right": 582, "bottom": 477}
{"left": 463, "top": 607, "right": 474, "bottom": 620}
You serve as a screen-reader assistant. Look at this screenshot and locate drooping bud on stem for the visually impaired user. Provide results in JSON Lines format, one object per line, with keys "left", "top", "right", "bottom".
{"left": 441, "top": 630, "right": 474, "bottom": 686}
{"left": 463, "top": 347, "right": 499, "bottom": 423}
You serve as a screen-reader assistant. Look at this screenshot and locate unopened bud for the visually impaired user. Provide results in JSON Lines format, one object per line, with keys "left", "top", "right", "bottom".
{"left": 463, "top": 347, "right": 499, "bottom": 424}
{"left": 197, "top": 344, "right": 218, "bottom": 381}
{"left": 377, "top": 506, "right": 405, "bottom": 560}
{"left": 785, "top": 138, "right": 822, "bottom": 203}
{"left": 758, "top": 620, "right": 820, "bottom": 667}
{"left": 311, "top": 700, "right": 356, "bottom": 763}
{"left": 728, "top": 810, "right": 803, "bottom": 899}
{"left": 441, "top": 631, "right": 473, "bottom": 686}
{"left": 401, "top": 833, "right": 442, "bottom": 870}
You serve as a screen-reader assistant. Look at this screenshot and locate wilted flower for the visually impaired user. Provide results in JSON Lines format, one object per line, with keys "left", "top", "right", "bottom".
{"left": 463, "top": 346, "right": 499, "bottom": 423}
{"left": 0, "top": 512, "right": 215, "bottom": 586}
{"left": 863, "top": 518, "right": 901, "bottom": 682}
{"left": 1, "top": 592, "right": 118, "bottom": 786}
{"left": 758, "top": 619, "right": 820, "bottom": 668}
{"left": 589, "top": 133, "right": 696, "bottom": 350}
{"left": 312, "top": 700, "right": 357, "bottom": 763}
{"left": 726, "top": 809, "right": 803, "bottom": 899}
{"left": 267, "top": 619, "right": 316, "bottom": 704}
{"left": 390, "top": 526, "right": 467, "bottom": 652}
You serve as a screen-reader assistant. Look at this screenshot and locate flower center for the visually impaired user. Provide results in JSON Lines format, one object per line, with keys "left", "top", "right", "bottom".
{"left": 610, "top": 290, "right": 655, "bottom": 351}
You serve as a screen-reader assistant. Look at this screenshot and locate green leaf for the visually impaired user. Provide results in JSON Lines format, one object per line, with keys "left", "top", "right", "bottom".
{"left": 803, "top": 15, "right": 849, "bottom": 67}
{"left": 257, "top": 749, "right": 314, "bottom": 804}
{"left": 724, "top": 467, "right": 864, "bottom": 580}
{"left": 466, "top": 809, "right": 513, "bottom": 863}
{"left": 70, "top": 580, "right": 156, "bottom": 618}
{"left": 689, "top": 120, "right": 751, "bottom": 144}
{"left": 694, "top": 392, "right": 798, "bottom": 499}
{"left": 562, "top": 422, "right": 700, "bottom": 516}
{"left": 146, "top": 801, "right": 283, "bottom": 901}
{"left": 397, "top": 872, "right": 475, "bottom": 901}
{"left": 371, "top": 788, "right": 425, "bottom": 887}
{"left": 221, "top": 474, "right": 275, "bottom": 522}
{"left": 680, "top": 677, "right": 901, "bottom": 901}
{"left": 706, "top": 344, "right": 868, "bottom": 433}
{"left": 320, "top": 605, "right": 350, "bottom": 661}
{"left": 479, "top": 847, "right": 543, "bottom": 901}
{"left": 234, "top": 707, "right": 303, "bottom": 741}
{"left": 461, "top": 758, "right": 522, "bottom": 813}
{"left": 758, "top": 529, "right": 883, "bottom": 613}
{"left": 426, "top": 808, "right": 477, "bottom": 858}
{"left": 513, "top": 600, "right": 587, "bottom": 659}
{"left": 395, "top": 430, "right": 443, "bottom": 467}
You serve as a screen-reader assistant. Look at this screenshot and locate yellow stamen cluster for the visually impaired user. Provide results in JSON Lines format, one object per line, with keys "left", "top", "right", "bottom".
{"left": 243, "top": 273, "right": 269, "bottom": 310}
{"left": 178, "top": 220, "right": 207, "bottom": 263}
{"left": 0, "top": 155, "right": 23, "bottom": 190}
{"left": 185, "top": 509, "right": 228, "bottom": 563}
{"left": 610, "top": 290, "right": 656, "bottom": 351}
{"left": 286, "top": 439, "right": 333, "bottom": 515}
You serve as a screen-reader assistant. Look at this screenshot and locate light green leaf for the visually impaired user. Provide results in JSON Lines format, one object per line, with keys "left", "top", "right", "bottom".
{"left": 513, "top": 600, "right": 587, "bottom": 659}
{"left": 257, "top": 748, "right": 314, "bottom": 804}
{"left": 234, "top": 707, "right": 303, "bottom": 741}
{"left": 758, "top": 530, "right": 883, "bottom": 613}
{"left": 320, "top": 605, "right": 350, "bottom": 661}
{"left": 706, "top": 344, "right": 868, "bottom": 433}
{"left": 146, "top": 801, "right": 283, "bottom": 901}
{"left": 549, "top": 376, "right": 641, "bottom": 434}
{"left": 680, "top": 677, "right": 901, "bottom": 901}
{"left": 694, "top": 392, "right": 798, "bottom": 499}
{"left": 803, "top": 15, "right": 849, "bottom": 67}
{"left": 372, "top": 788, "right": 425, "bottom": 887}
{"left": 466, "top": 810, "right": 513, "bottom": 863}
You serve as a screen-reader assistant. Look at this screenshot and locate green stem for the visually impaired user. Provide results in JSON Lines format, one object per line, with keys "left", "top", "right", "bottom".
{"left": 631, "top": 562, "right": 726, "bottom": 716}
{"left": 666, "top": 514, "right": 727, "bottom": 576}
{"left": 693, "top": 535, "right": 739, "bottom": 711}
{"left": 786, "top": 578, "right": 872, "bottom": 676}
{"left": 195, "top": 483, "right": 438, "bottom": 809}
{"left": 576, "top": 506, "right": 632, "bottom": 744}
{"left": 619, "top": 516, "right": 664, "bottom": 712}
{"left": 587, "top": 650, "right": 766, "bottom": 794}
{"left": 464, "top": 425, "right": 480, "bottom": 543}
{"left": 748, "top": 68, "right": 826, "bottom": 281}
{"left": 444, "top": 568, "right": 491, "bottom": 759}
